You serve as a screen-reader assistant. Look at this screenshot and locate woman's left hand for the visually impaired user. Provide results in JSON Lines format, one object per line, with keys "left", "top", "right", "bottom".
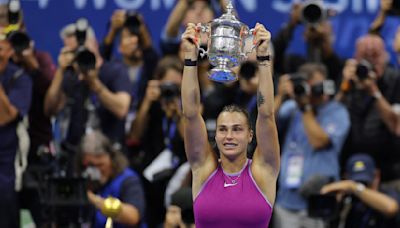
{"left": 253, "top": 23, "right": 271, "bottom": 56}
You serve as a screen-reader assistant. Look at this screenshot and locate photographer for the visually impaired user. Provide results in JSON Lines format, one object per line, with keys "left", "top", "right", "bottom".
{"left": 7, "top": 19, "right": 57, "bottom": 228}
{"left": 321, "top": 153, "right": 400, "bottom": 228}
{"left": 272, "top": 1, "right": 343, "bottom": 86}
{"left": 160, "top": 0, "right": 227, "bottom": 56}
{"left": 274, "top": 63, "right": 350, "bottom": 228}
{"left": 79, "top": 130, "right": 145, "bottom": 227}
{"left": 127, "top": 55, "right": 185, "bottom": 227}
{"left": 100, "top": 10, "right": 158, "bottom": 113}
{"left": 44, "top": 20, "right": 131, "bottom": 155}
{"left": 335, "top": 33, "right": 400, "bottom": 184}
{"left": 0, "top": 28, "right": 32, "bottom": 227}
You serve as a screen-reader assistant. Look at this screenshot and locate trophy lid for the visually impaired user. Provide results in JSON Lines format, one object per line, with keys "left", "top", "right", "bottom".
{"left": 212, "top": 1, "right": 243, "bottom": 28}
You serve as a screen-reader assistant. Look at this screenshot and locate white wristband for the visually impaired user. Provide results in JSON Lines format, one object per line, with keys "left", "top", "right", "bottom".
{"left": 355, "top": 182, "right": 366, "bottom": 195}
{"left": 373, "top": 91, "right": 382, "bottom": 100}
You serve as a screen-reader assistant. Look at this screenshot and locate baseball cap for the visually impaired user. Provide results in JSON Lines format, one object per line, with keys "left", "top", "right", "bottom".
{"left": 346, "top": 153, "right": 376, "bottom": 184}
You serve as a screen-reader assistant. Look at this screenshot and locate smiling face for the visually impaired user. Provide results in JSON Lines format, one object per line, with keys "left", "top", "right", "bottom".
{"left": 215, "top": 111, "right": 253, "bottom": 159}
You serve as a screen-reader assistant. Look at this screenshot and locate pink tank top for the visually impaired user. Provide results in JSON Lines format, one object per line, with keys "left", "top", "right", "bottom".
{"left": 193, "top": 160, "right": 273, "bottom": 228}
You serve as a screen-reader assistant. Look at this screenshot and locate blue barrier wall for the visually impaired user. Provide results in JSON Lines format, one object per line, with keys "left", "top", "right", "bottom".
{"left": 21, "top": 0, "right": 400, "bottom": 65}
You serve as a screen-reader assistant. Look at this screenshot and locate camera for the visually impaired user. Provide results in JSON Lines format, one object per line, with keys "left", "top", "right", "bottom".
{"left": 291, "top": 74, "right": 335, "bottom": 97}
{"left": 124, "top": 10, "right": 141, "bottom": 30}
{"left": 291, "top": 74, "right": 310, "bottom": 97}
{"left": 7, "top": 31, "right": 31, "bottom": 54}
{"left": 301, "top": 0, "right": 333, "bottom": 25}
{"left": 160, "top": 82, "right": 180, "bottom": 102}
{"left": 74, "top": 18, "right": 96, "bottom": 74}
{"left": 239, "top": 61, "right": 258, "bottom": 80}
{"left": 43, "top": 176, "right": 92, "bottom": 225}
{"left": 355, "top": 59, "right": 373, "bottom": 81}
{"left": 311, "top": 80, "right": 335, "bottom": 97}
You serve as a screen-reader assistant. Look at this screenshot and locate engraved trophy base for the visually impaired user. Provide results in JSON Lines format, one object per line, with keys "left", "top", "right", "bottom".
{"left": 208, "top": 57, "right": 238, "bottom": 82}
{"left": 208, "top": 67, "right": 237, "bottom": 83}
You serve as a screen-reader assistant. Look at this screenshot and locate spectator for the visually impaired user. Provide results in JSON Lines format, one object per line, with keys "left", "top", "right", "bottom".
{"left": 335, "top": 33, "right": 400, "bottom": 183}
{"left": 0, "top": 28, "right": 32, "bottom": 228}
{"left": 274, "top": 63, "right": 350, "bottom": 228}
{"left": 79, "top": 130, "right": 145, "bottom": 227}
{"left": 44, "top": 20, "right": 131, "bottom": 160}
{"left": 127, "top": 55, "right": 186, "bottom": 227}
{"left": 7, "top": 21, "right": 56, "bottom": 228}
{"left": 321, "top": 153, "right": 400, "bottom": 228}
{"left": 100, "top": 10, "right": 159, "bottom": 118}
{"left": 272, "top": 2, "right": 344, "bottom": 86}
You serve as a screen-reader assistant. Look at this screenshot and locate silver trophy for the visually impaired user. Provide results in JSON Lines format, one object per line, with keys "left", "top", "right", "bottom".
{"left": 197, "top": 1, "right": 255, "bottom": 83}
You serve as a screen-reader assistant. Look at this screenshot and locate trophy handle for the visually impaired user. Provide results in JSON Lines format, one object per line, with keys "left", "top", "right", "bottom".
{"left": 196, "top": 23, "right": 209, "bottom": 58}
{"left": 242, "top": 28, "right": 256, "bottom": 58}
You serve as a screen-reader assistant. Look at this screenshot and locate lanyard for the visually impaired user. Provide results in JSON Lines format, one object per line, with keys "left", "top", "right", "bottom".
{"left": 162, "top": 117, "right": 177, "bottom": 150}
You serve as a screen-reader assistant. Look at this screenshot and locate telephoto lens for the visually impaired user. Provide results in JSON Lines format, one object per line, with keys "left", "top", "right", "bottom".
{"left": 75, "top": 46, "right": 96, "bottom": 74}
{"left": 8, "top": 0, "right": 21, "bottom": 25}
{"left": 75, "top": 18, "right": 89, "bottom": 46}
{"left": 301, "top": 1, "right": 325, "bottom": 24}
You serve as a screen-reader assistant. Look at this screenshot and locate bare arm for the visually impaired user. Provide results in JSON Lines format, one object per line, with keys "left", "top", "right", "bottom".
{"left": 251, "top": 23, "right": 280, "bottom": 204}
{"left": 321, "top": 180, "right": 399, "bottom": 218}
{"left": 165, "top": 0, "right": 190, "bottom": 38}
{"left": 372, "top": 89, "right": 399, "bottom": 136}
{"left": 0, "top": 85, "right": 18, "bottom": 126}
{"left": 86, "top": 75, "right": 130, "bottom": 120}
{"left": 181, "top": 23, "right": 217, "bottom": 196}
{"left": 127, "top": 80, "right": 160, "bottom": 142}
{"left": 88, "top": 191, "right": 141, "bottom": 225}
{"left": 302, "top": 109, "right": 331, "bottom": 149}
{"left": 103, "top": 10, "right": 125, "bottom": 46}
{"left": 362, "top": 78, "right": 399, "bottom": 136}
{"left": 369, "top": 0, "right": 392, "bottom": 35}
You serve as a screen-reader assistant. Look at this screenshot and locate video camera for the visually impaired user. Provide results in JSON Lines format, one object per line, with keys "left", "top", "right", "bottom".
{"left": 301, "top": 0, "right": 335, "bottom": 25}
{"left": 290, "top": 73, "right": 335, "bottom": 97}
{"left": 73, "top": 18, "right": 96, "bottom": 74}
{"left": 160, "top": 82, "right": 180, "bottom": 102}
{"left": 355, "top": 59, "right": 373, "bottom": 81}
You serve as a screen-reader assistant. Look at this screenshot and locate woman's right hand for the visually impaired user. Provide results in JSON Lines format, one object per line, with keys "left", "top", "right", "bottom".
{"left": 342, "top": 59, "right": 358, "bottom": 82}
{"left": 144, "top": 80, "right": 161, "bottom": 103}
{"left": 277, "top": 74, "right": 294, "bottom": 98}
{"left": 110, "top": 9, "right": 126, "bottom": 31}
{"left": 181, "top": 23, "right": 200, "bottom": 59}
{"left": 58, "top": 47, "right": 74, "bottom": 70}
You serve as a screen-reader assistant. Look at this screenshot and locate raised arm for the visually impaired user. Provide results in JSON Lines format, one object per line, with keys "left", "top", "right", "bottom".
{"left": 251, "top": 23, "right": 280, "bottom": 204}
{"left": 181, "top": 23, "right": 217, "bottom": 194}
